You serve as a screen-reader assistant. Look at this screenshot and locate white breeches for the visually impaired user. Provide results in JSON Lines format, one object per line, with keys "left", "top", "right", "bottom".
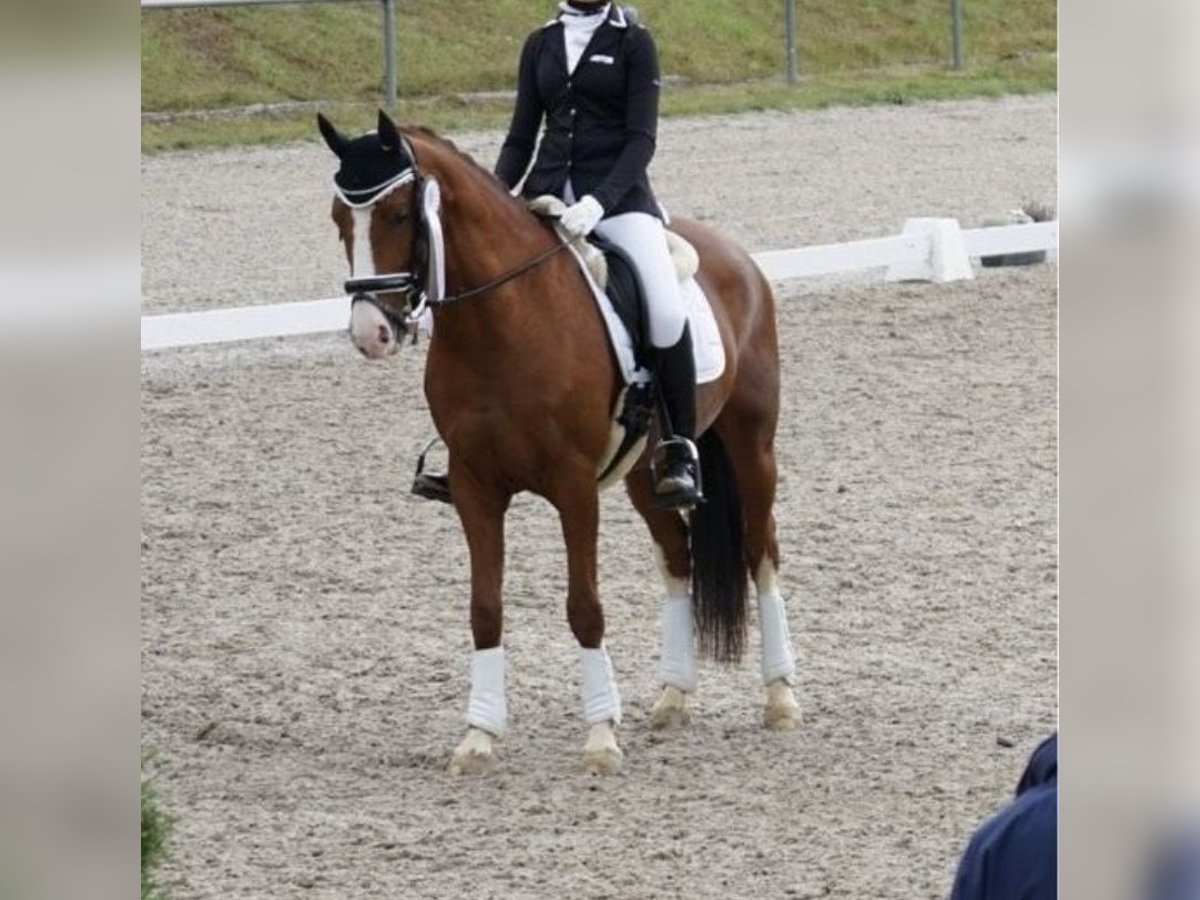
{"left": 565, "top": 182, "right": 688, "bottom": 348}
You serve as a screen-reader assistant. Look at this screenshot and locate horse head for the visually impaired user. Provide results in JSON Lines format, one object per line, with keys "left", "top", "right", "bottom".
{"left": 319, "top": 110, "right": 427, "bottom": 359}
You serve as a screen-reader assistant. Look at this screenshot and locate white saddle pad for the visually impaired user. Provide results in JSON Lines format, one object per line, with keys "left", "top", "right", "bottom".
{"left": 564, "top": 241, "right": 727, "bottom": 387}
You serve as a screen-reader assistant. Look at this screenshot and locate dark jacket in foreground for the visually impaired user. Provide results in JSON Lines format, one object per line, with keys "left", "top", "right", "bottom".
{"left": 950, "top": 733, "right": 1058, "bottom": 900}
{"left": 494, "top": 4, "right": 662, "bottom": 218}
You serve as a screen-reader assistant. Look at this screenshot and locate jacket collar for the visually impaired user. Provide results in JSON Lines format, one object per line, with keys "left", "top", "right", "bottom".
{"left": 544, "top": 4, "right": 627, "bottom": 29}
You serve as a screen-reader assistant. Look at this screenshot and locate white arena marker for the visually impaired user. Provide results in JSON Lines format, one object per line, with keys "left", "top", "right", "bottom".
{"left": 754, "top": 233, "right": 927, "bottom": 281}
{"left": 885, "top": 217, "right": 974, "bottom": 284}
{"left": 141, "top": 297, "right": 348, "bottom": 350}
{"left": 962, "top": 220, "right": 1058, "bottom": 259}
{"left": 139, "top": 222, "right": 1058, "bottom": 352}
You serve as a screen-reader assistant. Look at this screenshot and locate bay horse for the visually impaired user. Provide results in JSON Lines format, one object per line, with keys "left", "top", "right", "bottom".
{"left": 319, "top": 111, "right": 800, "bottom": 774}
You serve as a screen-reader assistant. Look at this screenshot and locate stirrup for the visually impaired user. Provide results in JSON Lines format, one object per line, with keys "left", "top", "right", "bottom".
{"left": 411, "top": 472, "right": 452, "bottom": 504}
{"left": 650, "top": 437, "right": 704, "bottom": 511}
{"left": 411, "top": 437, "right": 453, "bottom": 504}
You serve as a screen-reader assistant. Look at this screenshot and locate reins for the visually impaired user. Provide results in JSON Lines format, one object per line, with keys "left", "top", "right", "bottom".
{"left": 438, "top": 237, "right": 569, "bottom": 306}
{"left": 343, "top": 163, "right": 571, "bottom": 329}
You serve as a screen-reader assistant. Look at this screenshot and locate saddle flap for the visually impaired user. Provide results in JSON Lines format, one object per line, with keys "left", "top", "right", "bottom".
{"left": 525, "top": 196, "right": 724, "bottom": 387}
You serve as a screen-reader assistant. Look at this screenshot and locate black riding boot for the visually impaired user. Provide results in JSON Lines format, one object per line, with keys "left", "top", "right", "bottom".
{"left": 652, "top": 324, "right": 704, "bottom": 510}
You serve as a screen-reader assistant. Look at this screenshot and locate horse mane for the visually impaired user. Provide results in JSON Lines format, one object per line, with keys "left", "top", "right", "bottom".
{"left": 403, "top": 125, "right": 534, "bottom": 221}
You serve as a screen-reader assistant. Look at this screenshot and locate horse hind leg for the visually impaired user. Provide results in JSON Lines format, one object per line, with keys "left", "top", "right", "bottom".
{"left": 755, "top": 558, "right": 802, "bottom": 731}
{"left": 625, "top": 473, "right": 696, "bottom": 730}
{"left": 714, "top": 415, "right": 802, "bottom": 731}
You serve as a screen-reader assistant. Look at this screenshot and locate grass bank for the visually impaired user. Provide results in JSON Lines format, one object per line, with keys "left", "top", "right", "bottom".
{"left": 141, "top": 770, "right": 172, "bottom": 899}
{"left": 141, "top": 0, "right": 1055, "bottom": 152}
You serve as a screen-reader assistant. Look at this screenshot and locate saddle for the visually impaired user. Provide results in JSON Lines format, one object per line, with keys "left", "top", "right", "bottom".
{"left": 526, "top": 196, "right": 705, "bottom": 486}
{"left": 526, "top": 195, "right": 699, "bottom": 374}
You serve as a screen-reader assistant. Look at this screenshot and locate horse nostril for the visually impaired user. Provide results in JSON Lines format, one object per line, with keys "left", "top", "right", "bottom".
{"left": 378, "top": 324, "right": 391, "bottom": 345}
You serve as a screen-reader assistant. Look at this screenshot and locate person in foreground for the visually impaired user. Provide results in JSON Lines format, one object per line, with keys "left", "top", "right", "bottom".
{"left": 416, "top": 0, "right": 702, "bottom": 510}
{"left": 950, "top": 733, "right": 1058, "bottom": 899}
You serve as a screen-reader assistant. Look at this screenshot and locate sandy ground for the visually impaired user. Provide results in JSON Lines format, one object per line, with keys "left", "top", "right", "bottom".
{"left": 142, "top": 94, "right": 1057, "bottom": 899}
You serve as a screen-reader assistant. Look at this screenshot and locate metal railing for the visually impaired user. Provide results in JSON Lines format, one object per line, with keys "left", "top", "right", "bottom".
{"left": 783, "top": 0, "right": 968, "bottom": 82}
{"left": 141, "top": 0, "right": 398, "bottom": 108}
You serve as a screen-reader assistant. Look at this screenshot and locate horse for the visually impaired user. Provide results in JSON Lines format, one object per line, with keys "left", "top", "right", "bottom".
{"left": 319, "top": 111, "right": 801, "bottom": 774}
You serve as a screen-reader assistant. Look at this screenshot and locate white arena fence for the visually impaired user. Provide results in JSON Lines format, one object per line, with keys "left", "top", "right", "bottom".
{"left": 141, "top": 218, "right": 1057, "bottom": 351}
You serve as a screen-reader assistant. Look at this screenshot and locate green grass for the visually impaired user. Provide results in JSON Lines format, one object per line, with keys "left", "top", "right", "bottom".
{"left": 141, "top": 771, "right": 172, "bottom": 900}
{"left": 141, "top": 0, "right": 1056, "bottom": 151}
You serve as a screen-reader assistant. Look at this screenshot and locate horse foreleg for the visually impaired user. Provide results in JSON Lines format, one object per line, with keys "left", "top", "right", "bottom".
{"left": 553, "top": 477, "right": 623, "bottom": 774}
{"left": 625, "top": 474, "right": 696, "bottom": 730}
{"left": 448, "top": 472, "right": 510, "bottom": 775}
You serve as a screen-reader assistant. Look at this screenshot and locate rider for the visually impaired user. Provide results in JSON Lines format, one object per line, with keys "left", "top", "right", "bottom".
{"left": 415, "top": 0, "right": 703, "bottom": 510}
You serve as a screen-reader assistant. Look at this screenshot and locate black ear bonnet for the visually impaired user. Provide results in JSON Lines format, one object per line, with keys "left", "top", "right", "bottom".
{"left": 319, "top": 111, "right": 417, "bottom": 207}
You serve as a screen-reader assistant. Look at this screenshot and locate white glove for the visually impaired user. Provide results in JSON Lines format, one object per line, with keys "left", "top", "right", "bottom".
{"left": 559, "top": 195, "right": 604, "bottom": 238}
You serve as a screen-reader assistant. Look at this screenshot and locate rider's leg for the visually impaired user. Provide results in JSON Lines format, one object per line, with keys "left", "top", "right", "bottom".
{"left": 592, "top": 212, "right": 702, "bottom": 509}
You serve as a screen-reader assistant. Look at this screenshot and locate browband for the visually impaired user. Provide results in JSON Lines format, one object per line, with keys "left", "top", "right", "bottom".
{"left": 333, "top": 168, "right": 416, "bottom": 209}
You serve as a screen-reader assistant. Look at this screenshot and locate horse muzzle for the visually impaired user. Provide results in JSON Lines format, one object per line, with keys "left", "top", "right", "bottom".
{"left": 345, "top": 273, "right": 419, "bottom": 359}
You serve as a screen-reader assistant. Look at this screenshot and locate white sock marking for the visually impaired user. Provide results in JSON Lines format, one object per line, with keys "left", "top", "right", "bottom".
{"left": 580, "top": 645, "right": 621, "bottom": 725}
{"left": 755, "top": 559, "right": 797, "bottom": 685}
{"left": 466, "top": 647, "right": 507, "bottom": 735}
{"left": 653, "top": 545, "right": 696, "bottom": 691}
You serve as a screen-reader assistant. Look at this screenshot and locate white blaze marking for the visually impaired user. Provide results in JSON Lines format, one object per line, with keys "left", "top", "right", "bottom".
{"left": 351, "top": 207, "right": 377, "bottom": 277}
{"left": 348, "top": 204, "right": 391, "bottom": 357}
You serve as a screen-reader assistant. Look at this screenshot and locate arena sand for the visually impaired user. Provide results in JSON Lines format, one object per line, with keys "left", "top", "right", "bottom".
{"left": 142, "top": 94, "right": 1057, "bottom": 898}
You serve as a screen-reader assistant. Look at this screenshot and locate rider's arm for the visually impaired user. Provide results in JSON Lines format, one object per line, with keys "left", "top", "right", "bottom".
{"left": 589, "top": 25, "right": 659, "bottom": 214}
{"left": 494, "top": 32, "right": 545, "bottom": 191}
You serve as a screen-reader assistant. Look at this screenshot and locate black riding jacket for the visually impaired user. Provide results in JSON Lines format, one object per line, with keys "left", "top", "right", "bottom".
{"left": 494, "top": 4, "right": 663, "bottom": 219}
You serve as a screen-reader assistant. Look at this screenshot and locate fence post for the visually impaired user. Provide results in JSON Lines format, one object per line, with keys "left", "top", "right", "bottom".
{"left": 950, "top": 0, "right": 963, "bottom": 70}
{"left": 784, "top": 0, "right": 798, "bottom": 84}
{"left": 383, "top": 0, "right": 397, "bottom": 107}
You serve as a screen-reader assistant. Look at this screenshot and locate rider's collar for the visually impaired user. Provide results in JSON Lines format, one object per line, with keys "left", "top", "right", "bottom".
{"left": 545, "top": 3, "right": 625, "bottom": 28}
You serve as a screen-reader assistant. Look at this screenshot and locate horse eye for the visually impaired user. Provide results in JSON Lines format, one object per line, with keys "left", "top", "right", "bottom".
{"left": 388, "top": 210, "right": 409, "bottom": 226}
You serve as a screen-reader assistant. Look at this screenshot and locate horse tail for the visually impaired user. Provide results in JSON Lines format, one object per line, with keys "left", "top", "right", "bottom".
{"left": 690, "top": 429, "right": 748, "bottom": 663}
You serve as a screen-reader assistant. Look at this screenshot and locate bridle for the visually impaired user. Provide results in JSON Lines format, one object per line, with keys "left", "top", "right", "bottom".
{"left": 342, "top": 161, "right": 570, "bottom": 339}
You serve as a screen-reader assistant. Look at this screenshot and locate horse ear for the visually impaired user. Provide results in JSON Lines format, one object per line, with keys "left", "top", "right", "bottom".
{"left": 377, "top": 110, "right": 402, "bottom": 155}
{"left": 317, "top": 113, "right": 347, "bottom": 158}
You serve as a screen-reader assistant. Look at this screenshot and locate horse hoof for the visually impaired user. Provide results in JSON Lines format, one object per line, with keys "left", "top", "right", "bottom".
{"left": 448, "top": 727, "right": 497, "bottom": 775}
{"left": 581, "top": 722, "right": 623, "bottom": 775}
{"left": 649, "top": 686, "right": 692, "bottom": 730}
{"left": 582, "top": 745, "right": 623, "bottom": 775}
{"left": 763, "top": 680, "right": 801, "bottom": 731}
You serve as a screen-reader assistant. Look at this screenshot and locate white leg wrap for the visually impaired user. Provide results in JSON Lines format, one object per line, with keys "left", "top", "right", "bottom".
{"left": 465, "top": 647, "right": 507, "bottom": 736}
{"left": 580, "top": 646, "right": 622, "bottom": 725}
{"left": 758, "top": 591, "right": 797, "bottom": 685}
{"left": 658, "top": 593, "right": 698, "bottom": 692}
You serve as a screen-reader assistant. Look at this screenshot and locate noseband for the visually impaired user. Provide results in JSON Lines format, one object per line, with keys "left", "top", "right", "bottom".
{"left": 342, "top": 162, "right": 569, "bottom": 338}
